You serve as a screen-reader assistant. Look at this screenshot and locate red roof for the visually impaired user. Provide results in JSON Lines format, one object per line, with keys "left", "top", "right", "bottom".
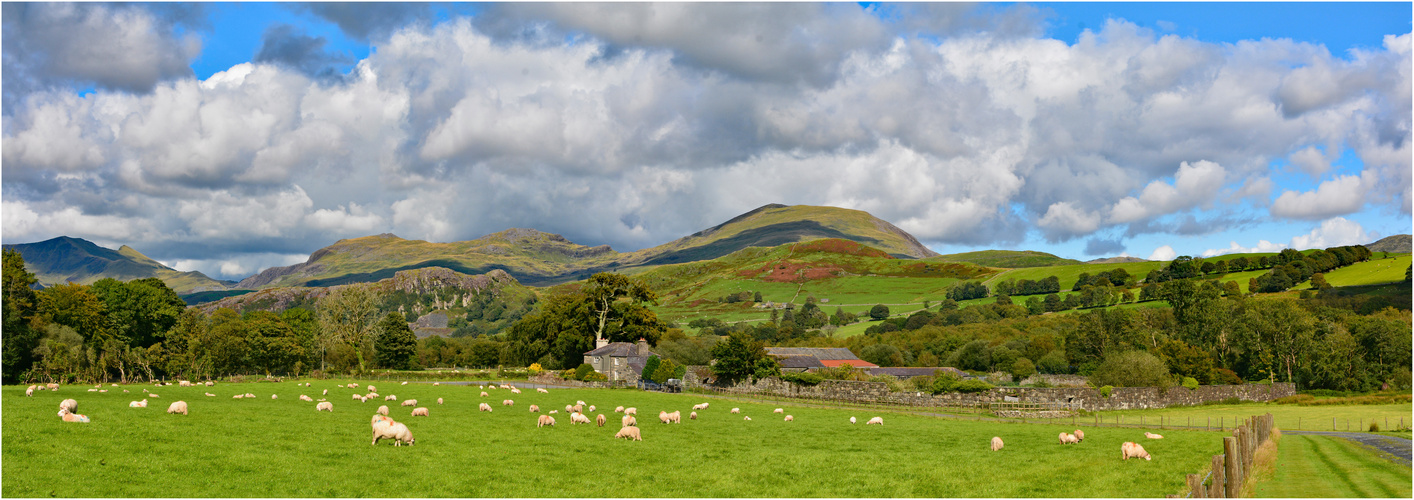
{"left": 818, "top": 359, "right": 878, "bottom": 368}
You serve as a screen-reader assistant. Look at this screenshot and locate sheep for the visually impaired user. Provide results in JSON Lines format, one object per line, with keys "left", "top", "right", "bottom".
{"left": 347, "top": 383, "right": 358, "bottom": 389}
{"left": 1074, "top": 429, "right": 1085, "bottom": 442}
{"left": 510, "top": 388, "right": 521, "bottom": 394}
{"left": 565, "top": 404, "right": 575, "bottom": 413}
{"left": 167, "top": 401, "right": 189, "bottom": 415}
{"left": 529, "top": 404, "right": 540, "bottom": 413}
{"left": 866, "top": 417, "right": 883, "bottom": 425}
{"left": 401, "top": 381, "right": 408, "bottom": 386}
{"left": 244, "top": 393, "right": 255, "bottom": 398}
{"left": 479, "top": 402, "right": 493, "bottom": 412}
{"left": 1121, "top": 442, "right": 1151, "bottom": 461}
{"left": 576, "top": 400, "right": 586, "bottom": 406}
{"left": 624, "top": 407, "right": 637, "bottom": 416}
{"left": 538, "top": 414, "right": 556, "bottom": 427}
{"left": 25, "top": 387, "right": 33, "bottom": 397}
{"left": 1060, "top": 433, "right": 1078, "bottom": 445}
{"left": 129, "top": 399, "right": 148, "bottom": 408}
{"left": 322, "top": 389, "right": 328, "bottom": 396}
{"left": 385, "top": 395, "right": 397, "bottom": 401}
{"left": 57, "top": 408, "right": 89, "bottom": 423}
{"left": 123, "top": 390, "right": 129, "bottom": 393}
{"left": 692, "top": 403, "right": 705, "bottom": 411}
{"left": 614, "top": 425, "right": 643, "bottom": 441}
{"left": 377, "top": 405, "right": 390, "bottom": 416}
{"left": 47, "top": 383, "right": 59, "bottom": 390}
{"left": 88, "top": 388, "right": 98, "bottom": 392}
{"left": 850, "top": 417, "right": 857, "bottom": 424}
{"left": 549, "top": 410, "right": 558, "bottom": 414}
{"left": 991, "top": 436, "right": 1004, "bottom": 451}
{"left": 659, "top": 411, "right": 672, "bottom": 424}
{"left": 1144, "top": 432, "right": 1164, "bottom": 439}
{"left": 433, "top": 382, "right": 440, "bottom": 386}
{"left": 622, "top": 415, "right": 637, "bottom": 427}
{"left": 784, "top": 415, "right": 794, "bottom": 422}
{"left": 481, "top": 391, "right": 489, "bottom": 397}
{"left": 743, "top": 416, "right": 752, "bottom": 421}
{"left": 373, "top": 421, "right": 414, "bottom": 446}
{"left": 572, "top": 404, "right": 583, "bottom": 414}
{"left": 366, "top": 392, "right": 379, "bottom": 399}
{"left": 537, "top": 388, "right": 549, "bottom": 394}
{"left": 669, "top": 411, "right": 682, "bottom": 423}
{"left": 205, "top": 393, "right": 215, "bottom": 397}
{"left": 773, "top": 408, "right": 783, "bottom": 414}
{"left": 360, "top": 396, "right": 368, "bottom": 403}
{"left": 317, "top": 402, "right": 334, "bottom": 412}
{"left": 437, "top": 398, "right": 444, "bottom": 405}
{"left": 352, "top": 394, "right": 363, "bottom": 401}
{"left": 271, "top": 394, "right": 278, "bottom": 400}
{"left": 411, "top": 407, "right": 430, "bottom": 417}
{"left": 148, "top": 393, "right": 160, "bottom": 398}
{"left": 401, "top": 399, "right": 418, "bottom": 407}
{"left": 502, "top": 399, "right": 514, "bottom": 407}
{"left": 588, "top": 405, "right": 596, "bottom": 412}
{"left": 614, "top": 406, "right": 625, "bottom": 413}
{"left": 206, "top": 381, "right": 214, "bottom": 387}
{"left": 179, "top": 381, "right": 192, "bottom": 387}
{"left": 368, "top": 385, "right": 377, "bottom": 393}
{"left": 690, "top": 411, "right": 698, "bottom": 420}
{"left": 59, "top": 399, "right": 77, "bottom": 413}
{"left": 300, "top": 395, "right": 314, "bottom": 402}
{"left": 596, "top": 414, "right": 607, "bottom": 427}
{"left": 98, "top": 389, "right": 107, "bottom": 393}
{"left": 731, "top": 408, "right": 740, "bottom": 414}
{"left": 234, "top": 394, "right": 245, "bottom": 399}
{"left": 571, "top": 412, "right": 591, "bottom": 425}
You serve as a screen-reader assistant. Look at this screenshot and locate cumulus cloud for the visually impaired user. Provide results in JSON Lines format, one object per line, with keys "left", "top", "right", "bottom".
{"left": 1201, "top": 239, "right": 1288, "bottom": 257}
{"left": 1148, "top": 245, "right": 1177, "bottom": 262}
{"left": 1, "top": 5, "right": 1409, "bottom": 280}
{"left": 1290, "top": 217, "right": 1374, "bottom": 249}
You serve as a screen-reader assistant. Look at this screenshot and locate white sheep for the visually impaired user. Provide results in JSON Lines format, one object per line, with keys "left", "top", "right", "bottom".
{"left": 401, "top": 399, "right": 418, "bottom": 407}
{"left": 773, "top": 408, "right": 783, "bottom": 414}
{"left": 573, "top": 404, "right": 583, "bottom": 414}
{"left": 377, "top": 405, "right": 389, "bottom": 416}
{"left": 300, "top": 395, "right": 314, "bottom": 402}
{"left": 385, "top": 394, "right": 397, "bottom": 401}
{"left": 433, "top": 382, "right": 440, "bottom": 386}
{"left": 25, "top": 387, "right": 33, "bottom": 397}
{"left": 368, "top": 385, "right": 377, "bottom": 393}
{"left": 866, "top": 417, "right": 883, "bottom": 425}
{"left": 743, "top": 416, "right": 752, "bottom": 421}
{"left": 244, "top": 393, "right": 255, "bottom": 398}
{"left": 991, "top": 436, "right": 1004, "bottom": 451}
{"left": 658, "top": 411, "right": 671, "bottom": 424}
{"left": 614, "top": 406, "right": 625, "bottom": 413}
{"left": 98, "top": 389, "right": 107, "bottom": 393}
{"left": 690, "top": 411, "right": 698, "bottom": 420}
{"left": 322, "top": 389, "right": 328, "bottom": 395}
{"left": 1121, "top": 441, "right": 1151, "bottom": 460}
{"left": 129, "top": 399, "right": 148, "bottom": 408}
{"left": 615, "top": 425, "right": 642, "bottom": 441}
{"left": 1074, "top": 429, "right": 1085, "bottom": 442}
{"left": 622, "top": 415, "right": 636, "bottom": 427}
{"left": 401, "top": 381, "right": 408, "bottom": 386}
{"left": 784, "top": 415, "right": 794, "bottom": 422}
{"left": 316, "top": 401, "right": 334, "bottom": 412}
{"left": 205, "top": 393, "right": 215, "bottom": 397}
{"left": 479, "top": 402, "right": 493, "bottom": 412}
{"left": 205, "top": 381, "right": 214, "bottom": 387}
{"left": 503, "top": 399, "right": 514, "bottom": 406}
{"left": 668, "top": 411, "right": 682, "bottom": 423}
{"left": 510, "top": 388, "right": 521, "bottom": 394}
{"left": 57, "top": 408, "right": 89, "bottom": 423}
{"left": 529, "top": 404, "right": 540, "bottom": 412}
{"left": 148, "top": 393, "right": 160, "bottom": 398}
{"left": 366, "top": 392, "right": 379, "bottom": 399}
{"left": 731, "top": 408, "right": 740, "bottom": 414}
{"left": 850, "top": 417, "right": 857, "bottom": 424}
{"left": 625, "top": 407, "right": 637, "bottom": 416}
{"left": 348, "top": 383, "right": 359, "bottom": 389}
{"left": 1060, "top": 432, "right": 1078, "bottom": 445}
{"left": 437, "top": 398, "right": 444, "bottom": 405}
{"left": 481, "top": 391, "right": 489, "bottom": 397}
{"left": 47, "top": 383, "right": 59, "bottom": 390}
{"left": 596, "top": 414, "right": 607, "bottom": 427}
{"left": 577, "top": 400, "right": 586, "bottom": 406}
{"left": 549, "top": 410, "right": 558, "bottom": 414}
{"left": 359, "top": 396, "right": 368, "bottom": 403}
{"left": 565, "top": 404, "right": 574, "bottom": 413}
{"left": 372, "top": 419, "right": 414, "bottom": 446}
{"left": 411, "top": 407, "right": 429, "bottom": 417}
{"left": 88, "top": 388, "right": 97, "bottom": 392}
{"left": 271, "top": 394, "right": 278, "bottom": 400}
{"left": 571, "top": 412, "right": 591, "bottom": 425}
{"left": 234, "top": 394, "right": 245, "bottom": 399}
{"left": 538, "top": 414, "right": 556, "bottom": 427}
{"left": 59, "top": 399, "right": 77, "bottom": 413}
{"left": 1144, "top": 432, "right": 1164, "bottom": 439}
{"left": 588, "top": 405, "right": 596, "bottom": 412}
{"left": 537, "top": 388, "right": 549, "bottom": 394}
{"left": 352, "top": 394, "right": 362, "bottom": 401}
{"left": 167, "top": 401, "right": 188, "bottom": 415}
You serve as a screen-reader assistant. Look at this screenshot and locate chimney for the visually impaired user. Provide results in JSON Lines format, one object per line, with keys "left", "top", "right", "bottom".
{"left": 596, "top": 337, "right": 609, "bottom": 349}
{"left": 637, "top": 337, "right": 648, "bottom": 356}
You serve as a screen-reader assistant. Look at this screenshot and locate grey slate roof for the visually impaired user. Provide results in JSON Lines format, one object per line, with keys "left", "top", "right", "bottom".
{"left": 764, "top": 347, "right": 861, "bottom": 360}
{"left": 778, "top": 355, "right": 825, "bottom": 369}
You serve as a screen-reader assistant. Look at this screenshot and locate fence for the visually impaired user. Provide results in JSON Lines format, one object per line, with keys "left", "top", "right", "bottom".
{"left": 1180, "top": 413, "right": 1275, "bottom": 498}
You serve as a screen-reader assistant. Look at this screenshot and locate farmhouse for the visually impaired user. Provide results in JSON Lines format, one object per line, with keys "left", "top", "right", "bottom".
{"left": 765, "top": 347, "right": 878, "bottom": 369}
{"left": 583, "top": 338, "right": 657, "bottom": 382}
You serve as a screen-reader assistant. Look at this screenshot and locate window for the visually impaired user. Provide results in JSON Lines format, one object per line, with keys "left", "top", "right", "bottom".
{"left": 595, "top": 356, "right": 601, "bottom": 364}
{"left": 614, "top": 358, "right": 620, "bottom": 366}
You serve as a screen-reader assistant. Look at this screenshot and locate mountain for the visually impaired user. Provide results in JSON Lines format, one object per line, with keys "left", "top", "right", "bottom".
{"left": 930, "top": 250, "right": 1081, "bottom": 268}
{"left": 2, "top": 236, "right": 231, "bottom": 294}
{"left": 236, "top": 204, "right": 940, "bottom": 288}
{"left": 1086, "top": 256, "right": 1149, "bottom": 264}
{"left": 1367, "top": 234, "right": 1411, "bottom": 253}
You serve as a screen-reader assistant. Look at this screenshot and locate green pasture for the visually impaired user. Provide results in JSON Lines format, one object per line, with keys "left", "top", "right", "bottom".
{"left": 1087, "top": 402, "right": 1413, "bottom": 432}
{"left": 1255, "top": 433, "right": 1412, "bottom": 498}
{"left": 1300, "top": 254, "right": 1412, "bottom": 288}
{"left": 981, "top": 261, "right": 1166, "bottom": 291}
{"left": 6, "top": 381, "right": 1219, "bottom": 497}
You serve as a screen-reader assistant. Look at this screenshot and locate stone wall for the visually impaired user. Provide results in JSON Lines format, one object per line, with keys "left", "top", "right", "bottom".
{"left": 693, "top": 375, "right": 1295, "bottom": 411}
{"left": 528, "top": 373, "right": 630, "bottom": 389}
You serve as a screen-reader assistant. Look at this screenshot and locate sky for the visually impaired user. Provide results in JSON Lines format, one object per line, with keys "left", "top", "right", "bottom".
{"left": 2, "top": 2, "right": 1411, "bottom": 281}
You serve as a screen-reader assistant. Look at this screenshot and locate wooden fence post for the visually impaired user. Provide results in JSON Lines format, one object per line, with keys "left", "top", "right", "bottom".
{"left": 1209, "top": 454, "right": 1226, "bottom": 498}
{"left": 1188, "top": 474, "right": 1206, "bottom": 498}
{"left": 1223, "top": 437, "right": 1241, "bottom": 498}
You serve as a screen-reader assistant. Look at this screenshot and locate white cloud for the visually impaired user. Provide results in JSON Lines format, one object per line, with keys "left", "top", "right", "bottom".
{"left": 1148, "top": 245, "right": 1177, "bottom": 262}
{"left": 1269, "top": 173, "right": 1369, "bottom": 219}
{"left": 305, "top": 203, "right": 385, "bottom": 234}
{"left": 1288, "top": 146, "right": 1331, "bottom": 177}
{"left": 1107, "top": 160, "right": 1227, "bottom": 224}
{"left": 1290, "top": 217, "right": 1372, "bottom": 250}
{"left": 1201, "top": 240, "right": 1288, "bottom": 257}
{"left": 1037, "top": 202, "right": 1101, "bottom": 241}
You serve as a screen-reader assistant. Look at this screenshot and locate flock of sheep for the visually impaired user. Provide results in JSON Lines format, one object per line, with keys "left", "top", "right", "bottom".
{"left": 30, "top": 380, "right": 1163, "bottom": 461}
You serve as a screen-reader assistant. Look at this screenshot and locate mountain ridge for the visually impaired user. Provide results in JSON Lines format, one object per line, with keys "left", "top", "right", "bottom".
{"left": 2, "top": 236, "right": 231, "bottom": 294}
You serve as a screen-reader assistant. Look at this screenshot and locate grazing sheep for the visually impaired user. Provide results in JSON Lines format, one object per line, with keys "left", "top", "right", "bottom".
{"left": 566, "top": 404, "right": 575, "bottom": 413}
{"left": 1121, "top": 442, "right": 1151, "bottom": 461}
{"left": 615, "top": 425, "right": 643, "bottom": 441}
{"left": 784, "top": 415, "right": 794, "bottom": 422}
{"left": 348, "top": 383, "right": 358, "bottom": 389}
{"left": 436, "top": 398, "right": 444, "bottom": 405}
{"left": 377, "top": 405, "right": 389, "bottom": 416}
{"left": 59, "top": 399, "right": 77, "bottom": 413}
{"left": 57, "top": 408, "right": 89, "bottom": 423}
{"left": 596, "top": 414, "right": 607, "bottom": 427}
{"left": 179, "top": 381, "right": 192, "bottom": 387}
{"left": 502, "top": 399, "right": 514, "bottom": 406}
{"left": 47, "top": 383, "right": 59, "bottom": 390}
{"left": 244, "top": 393, "right": 255, "bottom": 398}
{"left": 366, "top": 392, "right": 379, "bottom": 399}
{"left": 549, "top": 410, "right": 558, "bottom": 414}
{"left": 317, "top": 402, "right": 334, "bottom": 412}
{"left": 373, "top": 421, "right": 414, "bottom": 446}
{"left": 690, "top": 411, "right": 698, "bottom": 420}
{"left": 481, "top": 391, "right": 489, "bottom": 397}
{"left": 622, "top": 415, "right": 637, "bottom": 427}
{"left": 206, "top": 381, "right": 214, "bottom": 387}
{"left": 129, "top": 399, "right": 148, "bottom": 408}
{"left": 538, "top": 415, "right": 556, "bottom": 427}
{"left": 323, "top": 389, "right": 328, "bottom": 395}
{"left": 1144, "top": 432, "right": 1164, "bottom": 439}
{"left": 850, "top": 417, "right": 857, "bottom": 424}
{"left": 479, "top": 402, "right": 493, "bottom": 412}
{"left": 88, "top": 388, "right": 98, "bottom": 392}
{"left": 669, "top": 411, "right": 682, "bottom": 423}
{"left": 692, "top": 403, "right": 705, "bottom": 411}
{"left": 271, "top": 394, "right": 278, "bottom": 400}
{"left": 572, "top": 404, "right": 583, "bottom": 414}
{"left": 743, "top": 416, "right": 752, "bottom": 421}
{"left": 510, "top": 388, "right": 521, "bottom": 394}
{"left": 432, "top": 382, "right": 439, "bottom": 386}
{"left": 98, "top": 389, "right": 107, "bottom": 393}
{"left": 731, "top": 408, "right": 740, "bottom": 414}
{"left": 401, "top": 381, "right": 408, "bottom": 385}
{"left": 205, "top": 393, "right": 215, "bottom": 397}
{"left": 148, "top": 393, "right": 160, "bottom": 398}
{"left": 360, "top": 396, "right": 368, "bottom": 403}
{"left": 411, "top": 407, "right": 429, "bottom": 417}
{"left": 529, "top": 404, "right": 540, "bottom": 413}
{"left": 537, "top": 388, "right": 549, "bottom": 393}
{"left": 367, "top": 385, "right": 376, "bottom": 393}
{"left": 659, "top": 411, "right": 672, "bottom": 424}
{"left": 1074, "top": 429, "right": 1085, "bottom": 442}
{"left": 588, "top": 405, "right": 596, "bottom": 412}
{"left": 571, "top": 412, "right": 591, "bottom": 425}
{"left": 773, "top": 408, "right": 783, "bottom": 414}
{"left": 234, "top": 394, "right": 245, "bottom": 399}
{"left": 401, "top": 399, "right": 418, "bottom": 407}
{"left": 1060, "top": 433, "right": 1078, "bottom": 445}
{"left": 991, "top": 436, "right": 1004, "bottom": 452}
{"left": 576, "top": 400, "right": 586, "bottom": 406}
{"left": 385, "top": 395, "right": 397, "bottom": 401}
{"left": 167, "top": 401, "right": 189, "bottom": 415}
{"left": 300, "top": 395, "right": 314, "bottom": 402}
{"left": 25, "top": 387, "right": 33, "bottom": 397}
{"left": 866, "top": 417, "right": 883, "bottom": 425}
{"left": 625, "top": 407, "right": 637, "bottom": 416}
{"left": 614, "top": 406, "right": 625, "bottom": 413}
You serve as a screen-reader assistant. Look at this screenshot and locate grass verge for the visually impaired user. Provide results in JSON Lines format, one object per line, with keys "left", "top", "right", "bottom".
{"left": 1254, "top": 432, "right": 1412, "bottom": 498}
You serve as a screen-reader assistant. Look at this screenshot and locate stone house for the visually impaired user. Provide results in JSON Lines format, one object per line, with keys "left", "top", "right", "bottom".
{"left": 583, "top": 338, "right": 657, "bottom": 382}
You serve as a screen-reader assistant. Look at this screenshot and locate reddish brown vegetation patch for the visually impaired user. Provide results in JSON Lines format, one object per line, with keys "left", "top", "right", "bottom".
{"left": 794, "top": 239, "right": 891, "bottom": 259}
{"left": 739, "top": 260, "right": 843, "bottom": 283}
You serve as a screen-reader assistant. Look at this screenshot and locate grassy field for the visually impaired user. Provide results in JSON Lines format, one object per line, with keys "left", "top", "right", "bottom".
{"left": 1299, "top": 254, "right": 1412, "bottom": 288}
{"left": 1085, "top": 402, "right": 1414, "bottom": 432}
{"left": 1255, "top": 433, "right": 1412, "bottom": 498}
{"left": 5, "top": 381, "right": 1221, "bottom": 497}
{"left": 981, "top": 260, "right": 1166, "bottom": 291}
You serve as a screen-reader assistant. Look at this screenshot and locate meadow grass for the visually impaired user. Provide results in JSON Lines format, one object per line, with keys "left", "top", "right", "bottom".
{"left": 1298, "top": 254, "right": 1412, "bottom": 288}
{"left": 1254, "top": 433, "right": 1412, "bottom": 498}
{"left": 1081, "top": 402, "right": 1414, "bottom": 432}
{"left": 5, "top": 381, "right": 1219, "bottom": 497}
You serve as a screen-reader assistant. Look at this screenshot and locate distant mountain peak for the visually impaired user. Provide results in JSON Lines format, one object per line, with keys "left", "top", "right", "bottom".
{"left": 2, "top": 236, "right": 227, "bottom": 294}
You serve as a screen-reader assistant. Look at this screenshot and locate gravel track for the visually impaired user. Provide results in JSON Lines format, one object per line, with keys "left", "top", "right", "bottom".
{"left": 1283, "top": 430, "right": 1412, "bottom": 466}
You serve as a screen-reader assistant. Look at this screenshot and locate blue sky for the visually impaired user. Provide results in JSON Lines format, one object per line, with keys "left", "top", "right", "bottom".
{"left": 2, "top": 2, "right": 1410, "bottom": 279}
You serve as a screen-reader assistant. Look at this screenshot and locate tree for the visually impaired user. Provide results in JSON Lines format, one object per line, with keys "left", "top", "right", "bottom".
{"left": 37, "top": 283, "right": 109, "bottom": 345}
{"left": 642, "top": 355, "right": 662, "bottom": 384}
{"left": 860, "top": 343, "right": 903, "bottom": 367}
{"left": 1010, "top": 358, "right": 1036, "bottom": 382}
{"left": 869, "top": 304, "right": 890, "bottom": 321}
{"left": 316, "top": 286, "right": 380, "bottom": 372}
{"left": 92, "top": 277, "right": 185, "bottom": 348}
{"left": 709, "top": 332, "right": 770, "bottom": 384}
{"left": 583, "top": 273, "right": 663, "bottom": 345}
{"left": 373, "top": 312, "right": 418, "bottom": 370}
{"left": 754, "top": 291, "right": 763, "bottom": 302}
{"left": 652, "top": 358, "right": 681, "bottom": 384}
{"left": 1309, "top": 273, "right": 1331, "bottom": 290}
{"left": 3, "top": 249, "right": 41, "bottom": 383}
{"left": 1088, "top": 350, "right": 1172, "bottom": 387}
{"left": 247, "top": 311, "right": 305, "bottom": 375}
{"left": 1037, "top": 350, "right": 1069, "bottom": 374}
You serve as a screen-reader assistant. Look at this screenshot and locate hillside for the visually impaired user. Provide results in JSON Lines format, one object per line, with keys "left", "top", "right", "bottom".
{"left": 1086, "top": 256, "right": 1149, "bottom": 264}
{"left": 235, "top": 204, "right": 940, "bottom": 289}
{"left": 2, "top": 236, "right": 231, "bottom": 294}
{"left": 1367, "top": 234, "right": 1411, "bottom": 254}
{"left": 930, "top": 250, "right": 1080, "bottom": 268}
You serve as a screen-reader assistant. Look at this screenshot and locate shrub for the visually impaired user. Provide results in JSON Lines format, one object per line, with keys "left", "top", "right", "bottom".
{"left": 1369, "top": 421, "right": 1381, "bottom": 432}
{"left": 1181, "top": 377, "right": 1200, "bottom": 390}
{"left": 1088, "top": 350, "right": 1172, "bottom": 388}
{"left": 1099, "top": 385, "right": 1113, "bottom": 398}
{"left": 1209, "top": 367, "right": 1243, "bottom": 385}
{"left": 573, "top": 363, "right": 596, "bottom": 381}
{"left": 953, "top": 380, "right": 993, "bottom": 393}
{"left": 527, "top": 363, "right": 544, "bottom": 374}
{"left": 780, "top": 372, "right": 823, "bottom": 386}
{"left": 1010, "top": 358, "right": 1036, "bottom": 382}
{"left": 870, "top": 375, "right": 907, "bottom": 392}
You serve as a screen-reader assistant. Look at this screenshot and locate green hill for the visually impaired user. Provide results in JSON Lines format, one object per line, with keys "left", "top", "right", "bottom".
{"left": 2, "top": 236, "right": 231, "bottom": 294}
{"left": 930, "top": 250, "right": 1081, "bottom": 268}
{"left": 1367, "top": 234, "right": 1411, "bottom": 254}
{"left": 235, "top": 204, "right": 940, "bottom": 289}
